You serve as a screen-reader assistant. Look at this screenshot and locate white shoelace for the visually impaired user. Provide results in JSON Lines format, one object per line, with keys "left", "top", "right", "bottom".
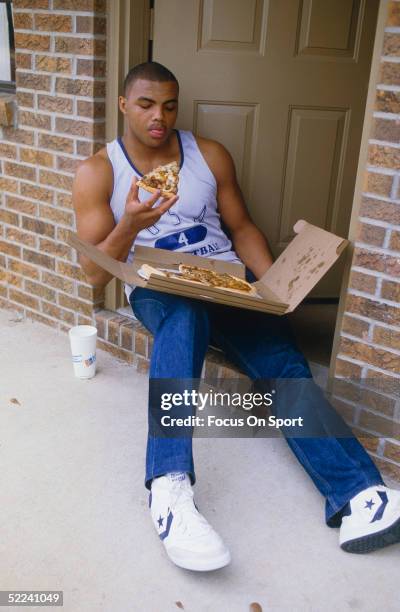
{"left": 169, "top": 481, "right": 213, "bottom": 538}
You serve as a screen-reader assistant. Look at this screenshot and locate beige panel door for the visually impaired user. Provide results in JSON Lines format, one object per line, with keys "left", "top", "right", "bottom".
{"left": 152, "top": 0, "right": 379, "bottom": 296}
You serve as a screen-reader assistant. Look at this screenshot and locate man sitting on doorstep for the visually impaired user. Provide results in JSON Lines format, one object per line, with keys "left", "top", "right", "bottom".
{"left": 72, "top": 61, "right": 400, "bottom": 571}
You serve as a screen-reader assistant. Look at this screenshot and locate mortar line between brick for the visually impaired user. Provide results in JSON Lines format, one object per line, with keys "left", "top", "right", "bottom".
{"left": 353, "top": 240, "right": 400, "bottom": 256}
{"left": 14, "top": 29, "right": 106, "bottom": 40}
{"left": 17, "top": 68, "right": 106, "bottom": 79}
{"left": 373, "top": 110, "right": 400, "bottom": 119}
{"left": 375, "top": 83, "right": 400, "bottom": 92}
{"left": 13, "top": 9, "right": 104, "bottom": 16}
{"left": 375, "top": 275, "right": 384, "bottom": 298}
{"left": 13, "top": 108, "right": 102, "bottom": 123}
{"left": 382, "top": 228, "right": 392, "bottom": 249}
{"left": 348, "top": 288, "right": 400, "bottom": 309}
{"left": 16, "top": 54, "right": 107, "bottom": 62}
{"left": 359, "top": 217, "right": 400, "bottom": 230}
{"left": 372, "top": 453, "right": 400, "bottom": 470}
{"left": 351, "top": 265, "right": 400, "bottom": 282}
{"left": 377, "top": 438, "right": 386, "bottom": 456}
{"left": 369, "top": 138, "right": 400, "bottom": 149}
{"left": 391, "top": 174, "right": 400, "bottom": 199}
{"left": 368, "top": 322, "right": 375, "bottom": 342}
{"left": 364, "top": 167, "right": 397, "bottom": 176}
{"left": 337, "top": 354, "right": 400, "bottom": 378}
{"left": 380, "top": 56, "right": 400, "bottom": 63}
{"left": 340, "top": 331, "right": 400, "bottom": 356}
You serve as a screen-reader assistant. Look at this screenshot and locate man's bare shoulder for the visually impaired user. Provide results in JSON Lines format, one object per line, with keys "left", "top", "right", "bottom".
{"left": 74, "top": 147, "right": 113, "bottom": 200}
{"left": 195, "top": 135, "right": 235, "bottom": 180}
{"left": 76, "top": 147, "right": 111, "bottom": 177}
{"left": 195, "top": 135, "right": 229, "bottom": 158}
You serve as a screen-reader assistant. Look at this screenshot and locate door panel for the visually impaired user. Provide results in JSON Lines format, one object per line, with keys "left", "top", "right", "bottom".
{"left": 279, "top": 107, "right": 348, "bottom": 246}
{"left": 298, "top": 0, "right": 361, "bottom": 56}
{"left": 152, "top": 0, "right": 379, "bottom": 296}
{"left": 194, "top": 102, "right": 258, "bottom": 192}
{"left": 199, "top": 0, "right": 266, "bottom": 53}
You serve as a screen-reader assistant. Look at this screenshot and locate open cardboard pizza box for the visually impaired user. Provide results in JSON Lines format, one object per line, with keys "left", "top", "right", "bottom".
{"left": 68, "top": 220, "right": 348, "bottom": 315}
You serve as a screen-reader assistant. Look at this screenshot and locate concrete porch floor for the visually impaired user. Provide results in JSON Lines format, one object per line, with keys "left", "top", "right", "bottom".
{"left": 0, "top": 308, "right": 399, "bottom": 612}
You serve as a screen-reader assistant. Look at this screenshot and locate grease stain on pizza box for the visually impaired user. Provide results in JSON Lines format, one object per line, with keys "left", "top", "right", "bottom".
{"left": 68, "top": 220, "right": 348, "bottom": 315}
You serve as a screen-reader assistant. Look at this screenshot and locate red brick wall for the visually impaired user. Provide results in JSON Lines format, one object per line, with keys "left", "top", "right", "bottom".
{"left": 0, "top": 0, "right": 106, "bottom": 329}
{"left": 333, "top": 1, "right": 400, "bottom": 482}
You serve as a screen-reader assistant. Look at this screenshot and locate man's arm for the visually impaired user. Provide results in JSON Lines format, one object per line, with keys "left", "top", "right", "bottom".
{"left": 73, "top": 154, "right": 135, "bottom": 287}
{"left": 73, "top": 152, "right": 178, "bottom": 288}
{"left": 197, "top": 137, "right": 274, "bottom": 279}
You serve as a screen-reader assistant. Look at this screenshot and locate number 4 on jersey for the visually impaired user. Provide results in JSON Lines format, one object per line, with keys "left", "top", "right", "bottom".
{"left": 178, "top": 232, "right": 189, "bottom": 246}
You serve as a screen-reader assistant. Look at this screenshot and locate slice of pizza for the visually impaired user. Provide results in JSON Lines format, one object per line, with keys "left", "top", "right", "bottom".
{"left": 137, "top": 161, "right": 179, "bottom": 198}
{"left": 178, "top": 264, "right": 258, "bottom": 296}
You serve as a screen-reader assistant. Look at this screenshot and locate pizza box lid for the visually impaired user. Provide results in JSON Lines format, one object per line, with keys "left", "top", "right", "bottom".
{"left": 255, "top": 220, "right": 348, "bottom": 312}
{"left": 68, "top": 220, "right": 348, "bottom": 315}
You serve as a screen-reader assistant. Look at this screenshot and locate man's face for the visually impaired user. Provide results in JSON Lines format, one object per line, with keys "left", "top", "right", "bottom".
{"left": 119, "top": 79, "right": 179, "bottom": 148}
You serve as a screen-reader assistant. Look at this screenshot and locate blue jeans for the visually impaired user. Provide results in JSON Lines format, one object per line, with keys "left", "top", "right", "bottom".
{"left": 129, "top": 287, "right": 384, "bottom": 527}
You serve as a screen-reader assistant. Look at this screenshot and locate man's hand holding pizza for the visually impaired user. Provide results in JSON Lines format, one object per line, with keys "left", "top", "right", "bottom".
{"left": 124, "top": 178, "right": 178, "bottom": 233}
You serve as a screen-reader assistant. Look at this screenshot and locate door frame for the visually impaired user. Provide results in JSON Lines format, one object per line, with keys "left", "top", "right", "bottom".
{"left": 105, "top": 0, "right": 151, "bottom": 310}
{"left": 105, "top": 0, "right": 388, "bottom": 378}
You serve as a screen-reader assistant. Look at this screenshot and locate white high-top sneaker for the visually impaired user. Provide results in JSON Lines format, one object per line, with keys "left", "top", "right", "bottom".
{"left": 340, "top": 485, "right": 400, "bottom": 553}
{"left": 149, "top": 472, "right": 231, "bottom": 571}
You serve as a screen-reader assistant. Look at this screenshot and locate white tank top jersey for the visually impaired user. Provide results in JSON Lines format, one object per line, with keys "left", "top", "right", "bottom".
{"left": 106, "top": 130, "right": 242, "bottom": 300}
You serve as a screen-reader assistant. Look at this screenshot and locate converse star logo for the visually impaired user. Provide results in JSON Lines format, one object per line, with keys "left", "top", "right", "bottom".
{"left": 365, "top": 499, "right": 375, "bottom": 510}
{"left": 157, "top": 515, "right": 164, "bottom": 528}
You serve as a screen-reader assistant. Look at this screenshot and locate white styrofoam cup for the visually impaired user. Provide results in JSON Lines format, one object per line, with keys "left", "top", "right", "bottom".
{"left": 68, "top": 325, "right": 97, "bottom": 379}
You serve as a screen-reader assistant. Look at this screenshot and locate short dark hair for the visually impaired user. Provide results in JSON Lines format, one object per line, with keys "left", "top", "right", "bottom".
{"left": 123, "top": 62, "right": 179, "bottom": 96}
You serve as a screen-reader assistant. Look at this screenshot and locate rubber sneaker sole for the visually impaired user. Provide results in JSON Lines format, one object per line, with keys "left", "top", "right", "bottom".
{"left": 166, "top": 548, "right": 231, "bottom": 571}
{"left": 341, "top": 516, "right": 400, "bottom": 554}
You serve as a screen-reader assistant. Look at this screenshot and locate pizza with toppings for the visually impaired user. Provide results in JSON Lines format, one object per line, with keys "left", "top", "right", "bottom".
{"left": 138, "top": 263, "right": 258, "bottom": 296}
{"left": 137, "top": 161, "right": 179, "bottom": 197}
